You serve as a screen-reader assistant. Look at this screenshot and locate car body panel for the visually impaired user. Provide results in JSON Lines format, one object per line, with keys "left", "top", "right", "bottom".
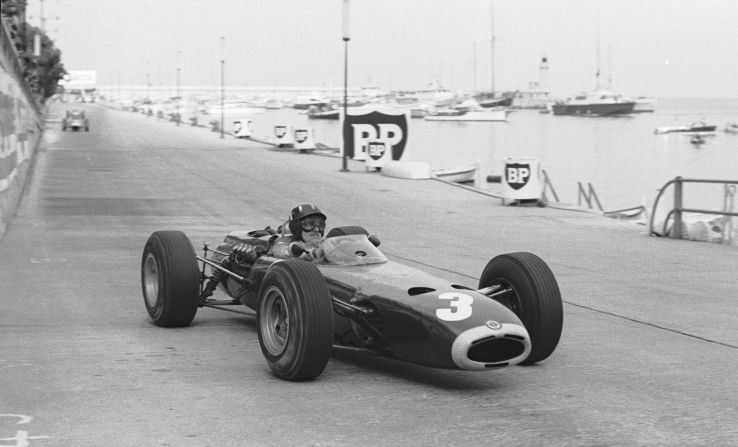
{"left": 213, "top": 233, "right": 532, "bottom": 370}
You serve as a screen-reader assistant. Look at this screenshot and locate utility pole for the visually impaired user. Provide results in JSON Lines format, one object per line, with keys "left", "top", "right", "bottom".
{"left": 220, "top": 36, "right": 225, "bottom": 139}
{"left": 490, "top": 0, "right": 496, "bottom": 95}
{"left": 176, "top": 50, "right": 181, "bottom": 126}
{"left": 341, "top": 0, "right": 351, "bottom": 172}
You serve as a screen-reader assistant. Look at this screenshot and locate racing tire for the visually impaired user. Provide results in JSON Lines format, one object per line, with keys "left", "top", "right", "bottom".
{"left": 257, "top": 259, "right": 333, "bottom": 381}
{"left": 478, "top": 252, "right": 563, "bottom": 365}
{"left": 141, "top": 231, "right": 200, "bottom": 327}
{"left": 325, "top": 226, "right": 369, "bottom": 238}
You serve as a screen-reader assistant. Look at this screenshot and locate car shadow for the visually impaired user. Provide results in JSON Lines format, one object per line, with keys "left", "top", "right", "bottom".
{"left": 329, "top": 346, "right": 512, "bottom": 391}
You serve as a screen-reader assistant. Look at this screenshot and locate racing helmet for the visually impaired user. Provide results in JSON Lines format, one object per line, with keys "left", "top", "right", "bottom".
{"left": 288, "top": 203, "right": 327, "bottom": 240}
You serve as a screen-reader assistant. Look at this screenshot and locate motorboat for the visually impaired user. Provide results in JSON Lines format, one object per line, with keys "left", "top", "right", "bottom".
{"left": 654, "top": 121, "right": 717, "bottom": 135}
{"left": 425, "top": 108, "right": 507, "bottom": 122}
{"left": 724, "top": 123, "right": 738, "bottom": 134}
{"left": 293, "top": 95, "right": 329, "bottom": 110}
{"left": 552, "top": 90, "right": 635, "bottom": 116}
{"left": 307, "top": 105, "right": 339, "bottom": 120}
{"left": 432, "top": 165, "right": 478, "bottom": 183}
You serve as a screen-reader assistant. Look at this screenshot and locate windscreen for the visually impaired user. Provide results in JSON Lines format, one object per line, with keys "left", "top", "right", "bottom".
{"left": 320, "top": 235, "right": 387, "bottom": 266}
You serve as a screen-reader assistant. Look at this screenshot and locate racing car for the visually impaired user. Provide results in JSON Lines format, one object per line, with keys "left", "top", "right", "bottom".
{"left": 62, "top": 109, "right": 89, "bottom": 131}
{"left": 141, "top": 226, "right": 563, "bottom": 381}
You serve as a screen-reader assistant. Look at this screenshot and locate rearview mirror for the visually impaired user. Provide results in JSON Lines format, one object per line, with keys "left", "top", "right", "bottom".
{"left": 368, "top": 235, "right": 381, "bottom": 247}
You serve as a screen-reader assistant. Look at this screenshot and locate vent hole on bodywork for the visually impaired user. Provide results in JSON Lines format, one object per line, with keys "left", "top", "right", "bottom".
{"left": 468, "top": 337, "right": 525, "bottom": 363}
{"left": 408, "top": 287, "right": 436, "bottom": 296}
{"left": 451, "top": 284, "right": 473, "bottom": 290}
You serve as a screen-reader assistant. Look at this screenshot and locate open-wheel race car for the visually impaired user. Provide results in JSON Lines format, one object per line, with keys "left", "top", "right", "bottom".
{"left": 141, "top": 226, "right": 563, "bottom": 381}
{"left": 62, "top": 109, "right": 89, "bottom": 131}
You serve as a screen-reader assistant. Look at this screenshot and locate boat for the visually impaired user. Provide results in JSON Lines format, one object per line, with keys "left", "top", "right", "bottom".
{"left": 206, "top": 100, "right": 265, "bottom": 116}
{"left": 424, "top": 109, "right": 507, "bottom": 122}
{"left": 551, "top": 90, "right": 635, "bottom": 116}
{"left": 654, "top": 121, "right": 717, "bottom": 135}
{"left": 293, "top": 95, "right": 329, "bottom": 110}
{"left": 724, "top": 123, "right": 738, "bottom": 134}
{"left": 409, "top": 104, "right": 434, "bottom": 118}
{"left": 475, "top": 91, "right": 515, "bottom": 108}
{"left": 307, "top": 105, "right": 339, "bottom": 120}
{"left": 432, "top": 165, "right": 478, "bottom": 183}
{"left": 633, "top": 96, "right": 656, "bottom": 113}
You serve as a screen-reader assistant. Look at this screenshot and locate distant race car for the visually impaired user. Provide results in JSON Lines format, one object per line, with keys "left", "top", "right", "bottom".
{"left": 141, "top": 225, "right": 563, "bottom": 381}
{"left": 62, "top": 110, "right": 89, "bottom": 131}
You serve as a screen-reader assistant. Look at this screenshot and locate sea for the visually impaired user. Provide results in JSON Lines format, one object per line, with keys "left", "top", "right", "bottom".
{"left": 218, "top": 97, "right": 738, "bottom": 218}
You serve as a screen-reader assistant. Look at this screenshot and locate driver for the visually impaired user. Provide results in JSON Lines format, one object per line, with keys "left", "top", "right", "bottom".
{"left": 270, "top": 203, "right": 327, "bottom": 260}
{"left": 200, "top": 204, "right": 327, "bottom": 300}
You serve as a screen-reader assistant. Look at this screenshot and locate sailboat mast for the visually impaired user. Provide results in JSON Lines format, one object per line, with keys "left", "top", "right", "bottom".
{"left": 490, "top": 0, "right": 496, "bottom": 95}
{"left": 595, "top": 15, "right": 601, "bottom": 90}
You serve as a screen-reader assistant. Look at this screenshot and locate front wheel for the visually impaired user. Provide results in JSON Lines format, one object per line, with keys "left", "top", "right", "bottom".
{"left": 141, "top": 231, "right": 200, "bottom": 327}
{"left": 257, "top": 259, "right": 334, "bottom": 381}
{"left": 479, "top": 252, "right": 563, "bottom": 364}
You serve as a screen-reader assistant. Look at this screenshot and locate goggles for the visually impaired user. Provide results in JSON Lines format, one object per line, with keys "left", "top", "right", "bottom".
{"left": 301, "top": 220, "right": 325, "bottom": 233}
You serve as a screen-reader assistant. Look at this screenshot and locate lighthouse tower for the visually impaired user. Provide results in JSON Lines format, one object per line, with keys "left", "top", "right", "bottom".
{"left": 529, "top": 54, "right": 549, "bottom": 92}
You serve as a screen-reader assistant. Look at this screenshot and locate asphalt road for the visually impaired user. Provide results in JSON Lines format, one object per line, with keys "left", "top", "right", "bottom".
{"left": 1, "top": 102, "right": 736, "bottom": 447}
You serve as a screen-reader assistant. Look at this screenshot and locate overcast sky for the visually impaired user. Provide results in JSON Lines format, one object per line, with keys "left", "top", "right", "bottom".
{"left": 27, "top": 0, "right": 738, "bottom": 98}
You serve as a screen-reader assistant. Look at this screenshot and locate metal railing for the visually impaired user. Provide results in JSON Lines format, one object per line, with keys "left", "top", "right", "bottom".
{"left": 648, "top": 176, "right": 738, "bottom": 241}
{"left": 577, "top": 182, "right": 604, "bottom": 211}
{"left": 541, "top": 169, "right": 560, "bottom": 203}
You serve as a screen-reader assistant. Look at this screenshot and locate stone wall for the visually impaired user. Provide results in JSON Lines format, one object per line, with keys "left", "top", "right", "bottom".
{"left": 0, "top": 20, "right": 43, "bottom": 239}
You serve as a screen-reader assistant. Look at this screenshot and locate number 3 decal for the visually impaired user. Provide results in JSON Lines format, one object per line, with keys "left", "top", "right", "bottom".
{"left": 436, "top": 292, "right": 473, "bottom": 321}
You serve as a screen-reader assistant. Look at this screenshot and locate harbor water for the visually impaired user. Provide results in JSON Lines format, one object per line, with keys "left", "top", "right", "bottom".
{"left": 221, "top": 97, "right": 738, "bottom": 213}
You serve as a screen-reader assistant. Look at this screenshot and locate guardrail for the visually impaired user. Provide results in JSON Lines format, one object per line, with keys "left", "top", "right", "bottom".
{"left": 577, "top": 182, "right": 604, "bottom": 211}
{"left": 648, "top": 176, "right": 737, "bottom": 242}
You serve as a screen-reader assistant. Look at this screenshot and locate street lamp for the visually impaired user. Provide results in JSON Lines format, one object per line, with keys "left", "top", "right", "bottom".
{"left": 341, "top": 0, "right": 351, "bottom": 172}
{"left": 176, "top": 50, "right": 181, "bottom": 126}
{"left": 220, "top": 36, "right": 225, "bottom": 139}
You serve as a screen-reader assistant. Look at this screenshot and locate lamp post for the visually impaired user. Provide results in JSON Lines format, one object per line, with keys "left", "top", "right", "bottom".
{"left": 341, "top": 0, "right": 351, "bottom": 172}
{"left": 176, "top": 50, "right": 181, "bottom": 126}
{"left": 220, "top": 36, "right": 225, "bottom": 139}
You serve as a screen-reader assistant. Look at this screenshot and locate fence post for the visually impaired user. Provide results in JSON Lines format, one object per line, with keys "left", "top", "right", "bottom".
{"left": 577, "top": 182, "right": 587, "bottom": 208}
{"left": 588, "top": 183, "right": 604, "bottom": 211}
{"left": 672, "top": 176, "right": 683, "bottom": 239}
{"left": 724, "top": 184, "right": 736, "bottom": 243}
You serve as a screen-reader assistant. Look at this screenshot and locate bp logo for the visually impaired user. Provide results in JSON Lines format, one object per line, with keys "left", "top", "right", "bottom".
{"left": 274, "top": 125, "right": 287, "bottom": 138}
{"left": 343, "top": 111, "right": 408, "bottom": 160}
{"left": 367, "top": 141, "right": 386, "bottom": 160}
{"left": 295, "top": 129, "right": 308, "bottom": 144}
{"left": 505, "top": 163, "right": 531, "bottom": 190}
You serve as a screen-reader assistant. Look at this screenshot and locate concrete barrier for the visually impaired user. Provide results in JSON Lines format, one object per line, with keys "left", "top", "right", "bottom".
{"left": 0, "top": 22, "right": 44, "bottom": 240}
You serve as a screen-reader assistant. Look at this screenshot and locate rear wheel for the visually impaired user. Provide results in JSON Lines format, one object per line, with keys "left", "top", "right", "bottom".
{"left": 257, "top": 259, "right": 333, "bottom": 381}
{"left": 478, "top": 252, "right": 563, "bottom": 364}
{"left": 141, "top": 231, "right": 200, "bottom": 327}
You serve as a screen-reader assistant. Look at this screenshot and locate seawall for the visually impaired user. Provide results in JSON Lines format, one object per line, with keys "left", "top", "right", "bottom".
{"left": 0, "top": 20, "right": 43, "bottom": 239}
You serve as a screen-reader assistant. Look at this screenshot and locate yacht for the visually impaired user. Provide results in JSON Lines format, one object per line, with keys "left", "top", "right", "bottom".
{"left": 552, "top": 90, "right": 635, "bottom": 116}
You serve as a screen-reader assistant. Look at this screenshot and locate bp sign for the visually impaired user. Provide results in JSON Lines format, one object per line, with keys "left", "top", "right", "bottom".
{"left": 501, "top": 157, "right": 542, "bottom": 202}
{"left": 341, "top": 109, "right": 409, "bottom": 161}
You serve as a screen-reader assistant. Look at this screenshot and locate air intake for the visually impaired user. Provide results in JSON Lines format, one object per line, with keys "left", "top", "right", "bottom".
{"left": 468, "top": 336, "right": 526, "bottom": 363}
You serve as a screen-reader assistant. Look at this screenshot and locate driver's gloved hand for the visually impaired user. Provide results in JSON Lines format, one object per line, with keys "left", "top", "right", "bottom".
{"left": 230, "top": 243, "right": 267, "bottom": 264}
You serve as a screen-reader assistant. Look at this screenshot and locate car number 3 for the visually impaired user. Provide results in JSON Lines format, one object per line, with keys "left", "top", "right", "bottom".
{"left": 435, "top": 293, "right": 473, "bottom": 321}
